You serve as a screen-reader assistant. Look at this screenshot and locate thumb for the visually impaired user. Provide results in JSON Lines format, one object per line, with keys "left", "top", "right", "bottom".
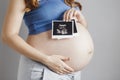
{"left": 59, "top": 55, "right": 70, "bottom": 61}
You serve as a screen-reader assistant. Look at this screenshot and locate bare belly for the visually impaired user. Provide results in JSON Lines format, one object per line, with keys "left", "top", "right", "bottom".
{"left": 26, "top": 23, "right": 94, "bottom": 72}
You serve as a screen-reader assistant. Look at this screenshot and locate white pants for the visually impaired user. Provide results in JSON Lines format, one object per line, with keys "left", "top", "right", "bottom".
{"left": 17, "top": 55, "right": 82, "bottom": 80}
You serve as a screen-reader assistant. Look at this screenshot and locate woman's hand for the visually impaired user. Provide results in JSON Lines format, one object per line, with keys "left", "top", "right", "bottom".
{"left": 44, "top": 55, "right": 74, "bottom": 74}
{"left": 63, "top": 8, "right": 87, "bottom": 28}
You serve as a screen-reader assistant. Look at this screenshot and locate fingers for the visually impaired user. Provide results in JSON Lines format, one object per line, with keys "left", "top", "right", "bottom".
{"left": 62, "top": 57, "right": 70, "bottom": 62}
{"left": 62, "top": 68, "right": 72, "bottom": 74}
{"left": 58, "top": 56, "right": 74, "bottom": 72}
{"left": 69, "top": 8, "right": 76, "bottom": 21}
{"left": 55, "top": 59, "right": 74, "bottom": 74}
{"left": 62, "top": 62, "right": 74, "bottom": 72}
{"left": 63, "top": 8, "right": 73, "bottom": 21}
{"left": 76, "top": 11, "right": 82, "bottom": 22}
{"left": 58, "top": 61, "right": 74, "bottom": 73}
{"left": 73, "top": 9, "right": 78, "bottom": 17}
{"left": 63, "top": 8, "right": 83, "bottom": 24}
{"left": 57, "top": 55, "right": 70, "bottom": 61}
{"left": 48, "top": 55, "right": 74, "bottom": 75}
{"left": 63, "top": 8, "right": 78, "bottom": 21}
{"left": 63, "top": 9, "right": 69, "bottom": 21}
{"left": 56, "top": 65, "right": 74, "bottom": 75}
{"left": 72, "top": 9, "right": 81, "bottom": 22}
{"left": 58, "top": 68, "right": 72, "bottom": 74}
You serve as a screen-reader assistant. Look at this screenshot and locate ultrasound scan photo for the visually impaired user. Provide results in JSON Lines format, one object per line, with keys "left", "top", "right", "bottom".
{"left": 53, "top": 21, "right": 73, "bottom": 35}
{"left": 52, "top": 20, "right": 74, "bottom": 39}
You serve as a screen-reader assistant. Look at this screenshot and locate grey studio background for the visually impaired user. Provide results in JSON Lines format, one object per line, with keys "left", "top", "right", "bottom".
{"left": 0, "top": 0, "right": 120, "bottom": 80}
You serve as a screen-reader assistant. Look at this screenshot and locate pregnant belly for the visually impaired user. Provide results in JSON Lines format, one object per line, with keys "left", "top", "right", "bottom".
{"left": 26, "top": 23, "right": 94, "bottom": 72}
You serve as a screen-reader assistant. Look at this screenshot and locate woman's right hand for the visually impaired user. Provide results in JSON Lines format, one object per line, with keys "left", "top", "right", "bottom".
{"left": 44, "top": 55, "right": 74, "bottom": 74}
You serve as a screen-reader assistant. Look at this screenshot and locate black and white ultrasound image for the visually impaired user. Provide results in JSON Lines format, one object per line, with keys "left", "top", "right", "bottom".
{"left": 53, "top": 21, "right": 73, "bottom": 35}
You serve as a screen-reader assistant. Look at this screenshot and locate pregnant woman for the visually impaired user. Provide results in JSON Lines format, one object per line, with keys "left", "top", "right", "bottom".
{"left": 1, "top": 0, "right": 94, "bottom": 80}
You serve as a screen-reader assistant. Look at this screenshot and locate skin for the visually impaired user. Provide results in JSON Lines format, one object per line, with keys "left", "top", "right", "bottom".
{"left": 1, "top": 0, "right": 90, "bottom": 75}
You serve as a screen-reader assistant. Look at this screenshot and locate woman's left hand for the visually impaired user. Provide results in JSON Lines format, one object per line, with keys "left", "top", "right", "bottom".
{"left": 63, "top": 8, "right": 87, "bottom": 28}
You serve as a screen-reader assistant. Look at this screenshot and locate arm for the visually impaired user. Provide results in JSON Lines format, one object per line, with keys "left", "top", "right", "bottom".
{"left": 1, "top": 0, "right": 48, "bottom": 64}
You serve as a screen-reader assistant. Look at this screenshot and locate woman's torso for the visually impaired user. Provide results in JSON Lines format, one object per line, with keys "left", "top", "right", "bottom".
{"left": 26, "top": 23, "right": 94, "bottom": 71}
{"left": 24, "top": 0, "right": 94, "bottom": 72}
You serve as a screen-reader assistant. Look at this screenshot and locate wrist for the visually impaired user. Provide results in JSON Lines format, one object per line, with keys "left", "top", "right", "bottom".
{"left": 40, "top": 54, "right": 50, "bottom": 65}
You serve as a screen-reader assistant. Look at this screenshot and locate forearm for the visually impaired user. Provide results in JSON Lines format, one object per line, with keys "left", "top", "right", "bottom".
{"left": 2, "top": 34, "right": 48, "bottom": 64}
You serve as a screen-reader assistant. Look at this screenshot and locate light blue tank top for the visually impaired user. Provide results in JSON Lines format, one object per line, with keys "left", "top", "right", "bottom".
{"left": 23, "top": 0, "right": 78, "bottom": 35}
